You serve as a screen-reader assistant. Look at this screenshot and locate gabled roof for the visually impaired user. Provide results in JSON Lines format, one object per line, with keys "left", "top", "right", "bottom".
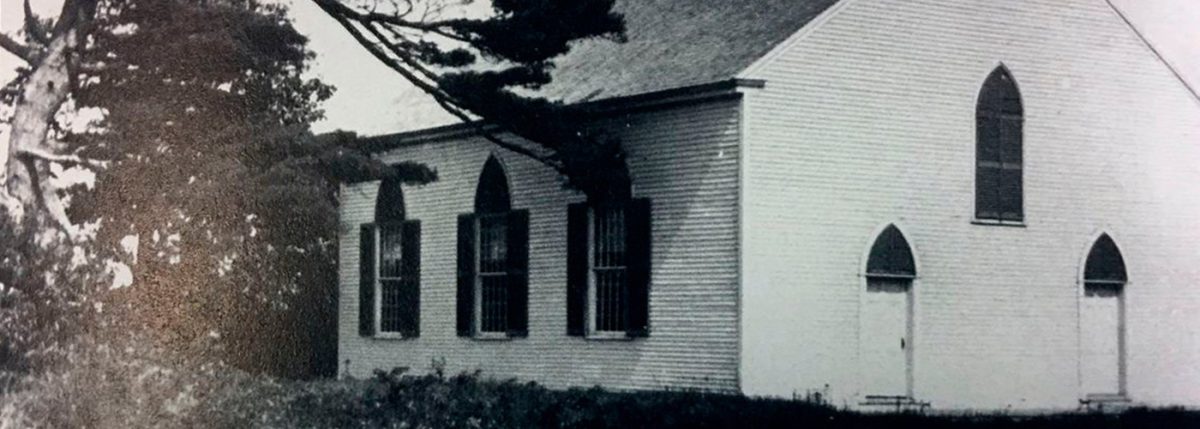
{"left": 536, "top": 0, "right": 842, "bottom": 103}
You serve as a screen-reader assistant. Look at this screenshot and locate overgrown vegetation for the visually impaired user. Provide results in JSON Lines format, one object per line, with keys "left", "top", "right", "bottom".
{"left": 4, "top": 360, "right": 1197, "bottom": 428}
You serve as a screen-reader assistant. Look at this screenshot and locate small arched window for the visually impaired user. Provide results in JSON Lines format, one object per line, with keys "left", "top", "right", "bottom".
{"left": 475, "top": 156, "right": 511, "bottom": 214}
{"left": 376, "top": 179, "right": 406, "bottom": 222}
{"left": 976, "top": 66, "right": 1024, "bottom": 222}
{"left": 457, "top": 156, "right": 529, "bottom": 338}
{"left": 1085, "top": 234, "right": 1127, "bottom": 287}
{"left": 866, "top": 225, "right": 916, "bottom": 279}
{"left": 359, "top": 177, "right": 421, "bottom": 338}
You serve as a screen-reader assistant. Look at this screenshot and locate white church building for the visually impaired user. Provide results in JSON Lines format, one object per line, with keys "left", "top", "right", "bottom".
{"left": 336, "top": 0, "right": 1200, "bottom": 410}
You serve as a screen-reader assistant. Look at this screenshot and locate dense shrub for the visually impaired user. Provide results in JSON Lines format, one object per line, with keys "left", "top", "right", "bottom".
{"left": 203, "top": 368, "right": 1200, "bottom": 429}
{"left": 4, "top": 355, "right": 1200, "bottom": 428}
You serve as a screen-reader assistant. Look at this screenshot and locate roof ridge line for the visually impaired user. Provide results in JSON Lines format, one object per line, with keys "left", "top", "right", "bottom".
{"left": 738, "top": 0, "right": 857, "bottom": 78}
{"left": 1103, "top": 0, "right": 1200, "bottom": 104}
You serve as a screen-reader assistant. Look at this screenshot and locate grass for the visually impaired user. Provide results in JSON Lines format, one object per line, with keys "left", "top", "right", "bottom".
{"left": 2, "top": 353, "right": 1198, "bottom": 428}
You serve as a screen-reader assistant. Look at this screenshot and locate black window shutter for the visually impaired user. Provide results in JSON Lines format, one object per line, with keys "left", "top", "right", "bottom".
{"left": 400, "top": 220, "right": 421, "bottom": 338}
{"left": 625, "top": 198, "right": 652, "bottom": 338}
{"left": 506, "top": 210, "right": 530, "bottom": 337}
{"left": 359, "top": 223, "right": 376, "bottom": 337}
{"left": 456, "top": 214, "right": 476, "bottom": 337}
{"left": 566, "top": 203, "right": 589, "bottom": 336}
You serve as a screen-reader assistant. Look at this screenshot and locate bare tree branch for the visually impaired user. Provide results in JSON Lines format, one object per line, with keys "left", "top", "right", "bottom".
{"left": 0, "top": 33, "right": 36, "bottom": 63}
{"left": 312, "top": 0, "right": 469, "bottom": 42}
{"left": 52, "top": 0, "right": 98, "bottom": 38}
{"left": 18, "top": 156, "right": 75, "bottom": 238}
{"left": 314, "top": 3, "right": 559, "bottom": 168}
{"left": 18, "top": 147, "right": 108, "bottom": 170}
{"left": 24, "top": 0, "right": 51, "bottom": 46}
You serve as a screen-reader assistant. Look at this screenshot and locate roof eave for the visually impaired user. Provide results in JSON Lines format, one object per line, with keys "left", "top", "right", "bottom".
{"left": 355, "top": 77, "right": 765, "bottom": 153}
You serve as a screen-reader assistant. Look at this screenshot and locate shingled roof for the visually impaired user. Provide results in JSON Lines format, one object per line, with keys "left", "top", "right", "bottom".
{"left": 535, "top": 0, "right": 842, "bottom": 103}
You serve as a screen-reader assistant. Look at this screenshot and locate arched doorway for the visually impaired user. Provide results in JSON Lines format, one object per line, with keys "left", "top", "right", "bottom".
{"left": 860, "top": 225, "right": 917, "bottom": 398}
{"left": 1080, "top": 234, "right": 1128, "bottom": 397}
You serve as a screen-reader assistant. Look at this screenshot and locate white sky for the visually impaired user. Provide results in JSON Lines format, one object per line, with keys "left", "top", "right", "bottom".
{"left": 1, "top": 0, "right": 1198, "bottom": 136}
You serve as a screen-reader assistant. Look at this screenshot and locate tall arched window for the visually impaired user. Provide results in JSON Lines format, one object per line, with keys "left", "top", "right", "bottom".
{"left": 976, "top": 66, "right": 1024, "bottom": 222}
{"left": 457, "top": 156, "right": 529, "bottom": 338}
{"left": 861, "top": 225, "right": 916, "bottom": 398}
{"left": 567, "top": 164, "right": 652, "bottom": 338}
{"left": 1081, "top": 234, "right": 1127, "bottom": 397}
{"left": 359, "top": 178, "right": 421, "bottom": 338}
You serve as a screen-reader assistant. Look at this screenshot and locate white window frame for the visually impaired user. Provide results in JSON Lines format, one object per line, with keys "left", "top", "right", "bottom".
{"left": 373, "top": 225, "right": 408, "bottom": 338}
{"left": 585, "top": 206, "right": 630, "bottom": 339}
{"left": 473, "top": 213, "right": 511, "bottom": 339}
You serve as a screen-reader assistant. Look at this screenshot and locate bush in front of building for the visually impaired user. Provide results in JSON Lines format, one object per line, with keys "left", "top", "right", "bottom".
{"left": 5, "top": 355, "right": 1199, "bottom": 428}
{"left": 216, "top": 367, "right": 1200, "bottom": 428}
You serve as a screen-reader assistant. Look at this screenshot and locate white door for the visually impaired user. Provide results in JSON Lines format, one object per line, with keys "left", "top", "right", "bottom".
{"left": 861, "top": 278, "right": 912, "bottom": 397}
{"left": 1080, "top": 283, "right": 1123, "bottom": 395}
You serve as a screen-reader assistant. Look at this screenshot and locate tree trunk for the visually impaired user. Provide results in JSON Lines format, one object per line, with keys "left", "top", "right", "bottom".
{"left": 3, "top": 28, "right": 78, "bottom": 228}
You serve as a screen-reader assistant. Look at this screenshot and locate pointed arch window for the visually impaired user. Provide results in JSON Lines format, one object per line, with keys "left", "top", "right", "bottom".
{"left": 359, "top": 177, "right": 421, "bottom": 338}
{"left": 866, "top": 225, "right": 916, "bottom": 279}
{"left": 456, "top": 156, "right": 529, "bottom": 338}
{"left": 566, "top": 165, "right": 653, "bottom": 338}
{"left": 976, "top": 66, "right": 1024, "bottom": 222}
{"left": 1084, "top": 234, "right": 1127, "bottom": 289}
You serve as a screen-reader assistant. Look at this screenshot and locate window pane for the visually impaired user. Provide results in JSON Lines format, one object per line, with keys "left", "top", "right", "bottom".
{"left": 595, "top": 268, "right": 627, "bottom": 332}
{"left": 593, "top": 205, "right": 629, "bottom": 333}
{"left": 980, "top": 69, "right": 1022, "bottom": 116}
{"left": 475, "top": 156, "right": 511, "bottom": 214}
{"left": 479, "top": 215, "right": 507, "bottom": 274}
{"left": 380, "top": 279, "right": 404, "bottom": 332}
{"left": 1085, "top": 235, "right": 1128, "bottom": 282}
{"left": 594, "top": 207, "right": 626, "bottom": 268}
{"left": 478, "top": 213, "right": 509, "bottom": 333}
{"left": 380, "top": 226, "right": 404, "bottom": 278}
{"left": 999, "top": 167, "right": 1023, "bottom": 221}
{"left": 976, "top": 116, "right": 1001, "bottom": 163}
{"left": 999, "top": 118, "right": 1022, "bottom": 165}
{"left": 481, "top": 274, "right": 508, "bottom": 332}
{"left": 866, "top": 225, "right": 915, "bottom": 277}
{"left": 976, "top": 166, "right": 1000, "bottom": 219}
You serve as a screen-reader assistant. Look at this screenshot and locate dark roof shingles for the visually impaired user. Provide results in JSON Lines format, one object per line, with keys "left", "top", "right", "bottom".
{"left": 537, "top": 0, "right": 841, "bottom": 103}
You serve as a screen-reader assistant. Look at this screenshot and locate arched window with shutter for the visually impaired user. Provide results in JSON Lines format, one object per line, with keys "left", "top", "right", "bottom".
{"left": 360, "top": 177, "right": 421, "bottom": 338}
{"left": 976, "top": 65, "right": 1024, "bottom": 222}
{"left": 566, "top": 164, "right": 652, "bottom": 338}
{"left": 457, "top": 155, "right": 529, "bottom": 338}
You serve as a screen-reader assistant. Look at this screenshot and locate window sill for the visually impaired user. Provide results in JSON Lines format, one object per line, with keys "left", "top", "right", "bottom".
{"left": 585, "top": 331, "right": 636, "bottom": 341}
{"left": 971, "top": 218, "right": 1026, "bottom": 228}
{"left": 471, "top": 332, "right": 516, "bottom": 342}
{"left": 371, "top": 332, "right": 416, "bottom": 341}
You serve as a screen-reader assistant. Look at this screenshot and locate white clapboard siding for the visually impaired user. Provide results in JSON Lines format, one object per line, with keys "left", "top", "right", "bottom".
{"left": 338, "top": 98, "right": 742, "bottom": 392}
{"left": 739, "top": 0, "right": 1200, "bottom": 410}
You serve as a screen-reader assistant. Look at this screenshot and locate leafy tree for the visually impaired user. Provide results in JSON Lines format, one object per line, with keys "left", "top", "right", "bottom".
{"left": 313, "top": 0, "right": 630, "bottom": 201}
{"left": 0, "top": 0, "right": 429, "bottom": 377}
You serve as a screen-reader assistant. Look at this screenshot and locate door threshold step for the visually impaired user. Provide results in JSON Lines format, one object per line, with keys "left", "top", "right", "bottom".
{"left": 1080, "top": 394, "right": 1132, "bottom": 412}
{"left": 860, "top": 395, "right": 930, "bottom": 411}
